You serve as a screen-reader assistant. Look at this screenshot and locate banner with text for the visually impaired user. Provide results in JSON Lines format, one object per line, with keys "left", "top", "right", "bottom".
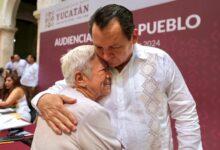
{"left": 39, "top": 0, "right": 220, "bottom": 149}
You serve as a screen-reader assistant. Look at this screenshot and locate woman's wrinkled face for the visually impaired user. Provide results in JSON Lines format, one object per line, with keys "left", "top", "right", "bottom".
{"left": 85, "top": 56, "right": 112, "bottom": 100}
{"left": 5, "top": 77, "right": 14, "bottom": 89}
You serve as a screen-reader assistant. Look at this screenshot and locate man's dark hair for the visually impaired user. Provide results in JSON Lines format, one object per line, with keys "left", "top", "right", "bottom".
{"left": 29, "top": 54, "right": 36, "bottom": 62}
{"left": 89, "top": 4, "right": 134, "bottom": 40}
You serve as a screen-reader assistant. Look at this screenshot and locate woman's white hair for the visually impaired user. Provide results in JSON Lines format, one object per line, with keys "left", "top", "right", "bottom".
{"left": 60, "top": 45, "right": 95, "bottom": 87}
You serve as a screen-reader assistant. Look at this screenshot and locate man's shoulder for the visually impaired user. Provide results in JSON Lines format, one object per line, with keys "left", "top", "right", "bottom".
{"left": 135, "top": 43, "right": 170, "bottom": 59}
{"left": 32, "top": 63, "right": 39, "bottom": 68}
{"left": 20, "top": 59, "right": 27, "bottom": 64}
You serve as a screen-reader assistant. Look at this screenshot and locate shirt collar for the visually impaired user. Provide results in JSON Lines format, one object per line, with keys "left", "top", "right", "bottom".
{"left": 133, "top": 43, "right": 149, "bottom": 60}
{"left": 110, "top": 43, "right": 149, "bottom": 74}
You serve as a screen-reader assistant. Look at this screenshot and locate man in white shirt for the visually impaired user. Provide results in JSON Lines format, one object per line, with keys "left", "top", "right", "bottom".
{"left": 13, "top": 54, "right": 27, "bottom": 77}
{"left": 20, "top": 54, "right": 39, "bottom": 99}
{"left": 31, "top": 45, "right": 121, "bottom": 150}
{"left": 5, "top": 55, "right": 15, "bottom": 71}
{"left": 32, "top": 4, "right": 202, "bottom": 150}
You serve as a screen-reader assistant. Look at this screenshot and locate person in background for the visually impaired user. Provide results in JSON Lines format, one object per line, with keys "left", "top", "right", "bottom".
{"left": 13, "top": 54, "right": 27, "bottom": 77}
{"left": 31, "top": 45, "right": 121, "bottom": 150}
{"left": 5, "top": 55, "right": 15, "bottom": 71}
{"left": 20, "top": 54, "right": 39, "bottom": 99}
{"left": 20, "top": 54, "right": 39, "bottom": 122}
{"left": 32, "top": 4, "right": 202, "bottom": 150}
{"left": 1, "top": 73, "right": 31, "bottom": 122}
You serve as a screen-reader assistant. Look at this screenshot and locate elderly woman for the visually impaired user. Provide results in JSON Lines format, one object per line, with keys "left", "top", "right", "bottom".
{"left": 0, "top": 72, "right": 31, "bottom": 122}
{"left": 31, "top": 45, "right": 121, "bottom": 150}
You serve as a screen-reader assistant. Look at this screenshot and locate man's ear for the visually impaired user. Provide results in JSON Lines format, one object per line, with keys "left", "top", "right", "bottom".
{"left": 132, "top": 28, "right": 138, "bottom": 44}
{"left": 75, "top": 71, "right": 87, "bottom": 87}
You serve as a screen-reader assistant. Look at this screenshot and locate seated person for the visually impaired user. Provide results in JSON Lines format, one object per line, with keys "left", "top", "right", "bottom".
{"left": 31, "top": 45, "right": 121, "bottom": 150}
{"left": 0, "top": 72, "right": 31, "bottom": 122}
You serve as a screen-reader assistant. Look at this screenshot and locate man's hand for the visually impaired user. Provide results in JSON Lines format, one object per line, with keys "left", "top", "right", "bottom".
{"left": 37, "top": 94, "right": 77, "bottom": 135}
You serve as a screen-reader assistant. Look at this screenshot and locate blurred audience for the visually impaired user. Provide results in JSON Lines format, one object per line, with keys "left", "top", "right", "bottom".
{"left": 5, "top": 55, "right": 15, "bottom": 71}
{"left": 1, "top": 53, "right": 38, "bottom": 122}
{"left": 13, "top": 54, "right": 27, "bottom": 77}
{"left": 20, "top": 54, "right": 39, "bottom": 99}
{"left": 20, "top": 54, "right": 39, "bottom": 122}
{"left": 0, "top": 72, "right": 31, "bottom": 122}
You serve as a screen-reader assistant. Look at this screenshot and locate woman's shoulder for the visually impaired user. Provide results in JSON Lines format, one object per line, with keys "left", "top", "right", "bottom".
{"left": 13, "top": 86, "right": 25, "bottom": 95}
